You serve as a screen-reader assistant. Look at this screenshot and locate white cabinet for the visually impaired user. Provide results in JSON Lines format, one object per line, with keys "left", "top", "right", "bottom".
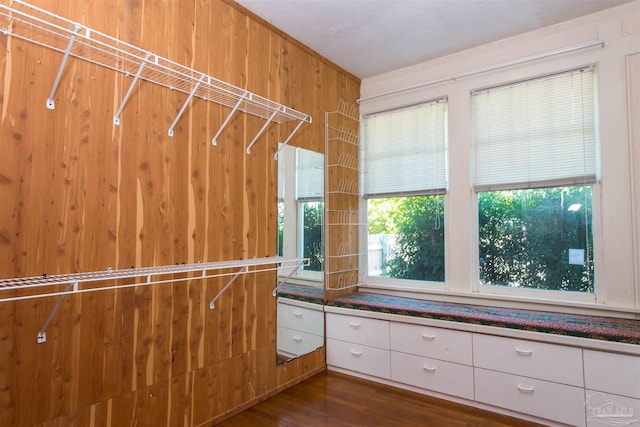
{"left": 390, "top": 322, "right": 472, "bottom": 365}
{"left": 391, "top": 351, "right": 474, "bottom": 400}
{"left": 326, "top": 313, "right": 391, "bottom": 379}
{"left": 583, "top": 350, "right": 640, "bottom": 399}
{"left": 326, "top": 338, "right": 391, "bottom": 379}
{"left": 583, "top": 349, "right": 640, "bottom": 427}
{"left": 325, "top": 307, "right": 640, "bottom": 427}
{"left": 473, "top": 334, "right": 584, "bottom": 387}
{"left": 277, "top": 299, "right": 324, "bottom": 358}
{"left": 475, "top": 368, "right": 586, "bottom": 427}
{"left": 326, "top": 313, "right": 389, "bottom": 348}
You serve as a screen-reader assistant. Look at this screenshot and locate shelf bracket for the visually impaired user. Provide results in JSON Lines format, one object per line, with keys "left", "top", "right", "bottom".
{"left": 272, "top": 263, "right": 303, "bottom": 297}
{"left": 46, "top": 24, "right": 81, "bottom": 110}
{"left": 168, "top": 74, "right": 205, "bottom": 137}
{"left": 209, "top": 266, "right": 248, "bottom": 310}
{"left": 211, "top": 92, "right": 247, "bottom": 146}
{"left": 274, "top": 118, "right": 307, "bottom": 160}
{"left": 113, "top": 52, "right": 151, "bottom": 125}
{"left": 37, "top": 281, "right": 78, "bottom": 343}
{"left": 246, "top": 107, "right": 280, "bottom": 154}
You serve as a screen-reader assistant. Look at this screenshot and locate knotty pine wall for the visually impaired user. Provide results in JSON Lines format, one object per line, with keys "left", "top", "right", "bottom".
{"left": 0, "top": 1, "right": 360, "bottom": 426}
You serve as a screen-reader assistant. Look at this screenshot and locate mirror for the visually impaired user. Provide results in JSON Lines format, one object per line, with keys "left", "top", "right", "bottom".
{"left": 275, "top": 144, "right": 325, "bottom": 364}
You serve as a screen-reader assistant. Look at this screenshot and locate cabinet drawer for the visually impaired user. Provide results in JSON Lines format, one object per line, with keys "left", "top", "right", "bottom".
{"left": 584, "top": 350, "right": 640, "bottom": 399}
{"left": 277, "top": 301, "right": 324, "bottom": 336}
{"left": 327, "top": 338, "right": 390, "bottom": 379}
{"left": 391, "top": 351, "right": 474, "bottom": 399}
{"left": 585, "top": 390, "right": 640, "bottom": 427}
{"left": 390, "top": 323, "right": 472, "bottom": 365}
{"left": 277, "top": 326, "right": 323, "bottom": 358}
{"left": 475, "top": 368, "right": 586, "bottom": 427}
{"left": 326, "top": 313, "right": 390, "bottom": 349}
{"left": 473, "top": 334, "right": 583, "bottom": 386}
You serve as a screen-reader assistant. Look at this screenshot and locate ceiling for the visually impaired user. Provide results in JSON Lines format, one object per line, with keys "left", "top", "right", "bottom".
{"left": 235, "top": 0, "right": 634, "bottom": 79}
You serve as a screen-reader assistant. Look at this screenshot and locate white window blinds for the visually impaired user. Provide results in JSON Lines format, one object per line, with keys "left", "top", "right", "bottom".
{"left": 362, "top": 99, "right": 447, "bottom": 197}
{"left": 472, "top": 67, "right": 597, "bottom": 190}
{"left": 296, "top": 148, "right": 324, "bottom": 200}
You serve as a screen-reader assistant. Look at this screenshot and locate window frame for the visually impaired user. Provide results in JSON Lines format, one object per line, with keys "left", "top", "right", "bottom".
{"left": 469, "top": 66, "right": 602, "bottom": 302}
{"left": 360, "top": 98, "right": 448, "bottom": 290}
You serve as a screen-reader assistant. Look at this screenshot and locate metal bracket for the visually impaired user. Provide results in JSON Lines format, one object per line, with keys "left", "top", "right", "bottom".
{"left": 37, "top": 281, "right": 78, "bottom": 343}
{"left": 246, "top": 107, "right": 280, "bottom": 154}
{"left": 46, "top": 24, "right": 81, "bottom": 110}
{"left": 168, "top": 74, "right": 205, "bottom": 137}
{"left": 113, "top": 52, "right": 151, "bottom": 125}
{"left": 209, "top": 266, "right": 248, "bottom": 310}
{"left": 271, "top": 263, "right": 303, "bottom": 297}
{"left": 274, "top": 118, "right": 307, "bottom": 160}
{"left": 211, "top": 92, "right": 247, "bottom": 146}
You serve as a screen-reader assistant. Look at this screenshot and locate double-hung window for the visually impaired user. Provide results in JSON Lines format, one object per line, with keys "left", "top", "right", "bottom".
{"left": 472, "top": 67, "right": 597, "bottom": 293}
{"left": 362, "top": 99, "right": 448, "bottom": 284}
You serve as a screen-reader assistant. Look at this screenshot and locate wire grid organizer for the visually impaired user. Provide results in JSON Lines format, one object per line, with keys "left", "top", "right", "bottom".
{"left": 0, "top": 256, "right": 308, "bottom": 343}
{"left": 324, "top": 99, "right": 362, "bottom": 291}
{"left": 0, "top": 0, "right": 311, "bottom": 156}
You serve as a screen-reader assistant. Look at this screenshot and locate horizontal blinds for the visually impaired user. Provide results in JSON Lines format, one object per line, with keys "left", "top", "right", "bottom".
{"left": 472, "top": 67, "right": 596, "bottom": 190}
{"left": 363, "top": 99, "right": 447, "bottom": 197}
{"left": 296, "top": 148, "right": 324, "bottom": 199}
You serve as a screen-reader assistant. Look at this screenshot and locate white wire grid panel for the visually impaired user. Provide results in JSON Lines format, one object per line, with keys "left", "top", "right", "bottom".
{"left": 0, "top": 0, "right": 312, "bottom": 125}
{"left": 324, "top": 100, "right": 362, "bottom": 291}
{"left": 0, "top": 256, "right": 306, "bottom": 303}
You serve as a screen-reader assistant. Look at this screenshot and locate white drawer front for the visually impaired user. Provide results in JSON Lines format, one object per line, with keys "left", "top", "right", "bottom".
{"left": 327, "top": 338, "right": 390, "bottom": 379}
{"left": 326, "top": 313, "right": 390, "bottom": 349}
{"left": 584, "top": 350, "right": 640, "bottom": 399}
{"left": 475, "top": 368, "right": 586, "bottom": 427}
{"left": 277, "top": 326, "right": 323, "bottom": 357}
{"left": 390, "top": 322, "right": 472, "bottom": 365}
{"left": 585, "top": 390, "right": 640, "bottom": 427}
{"left": 473, "top": 334, "right": 584, "bottom": 386}
{"left": 277, "top": 302, "right": 324, "bottom": 336}
{"left": 391, "top": 351, "right": 474, "bottom": 400}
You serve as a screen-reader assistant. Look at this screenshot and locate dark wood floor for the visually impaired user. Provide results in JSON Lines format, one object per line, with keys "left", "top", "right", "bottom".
{"left": 216, "top": 371, "right": 545, "bottom": 426}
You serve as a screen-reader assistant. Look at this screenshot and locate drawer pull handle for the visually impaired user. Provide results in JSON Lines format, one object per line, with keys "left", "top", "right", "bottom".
{"left": 422, "top": 365, "right": 436, "bottom": 373}
{"left": 349, "top": 322, "right": 361, "bottom": 329}
{"left": 421, "top": 333, "right": 436, "bottom": 341}
{"left": 293, "top": 312, "right": 303, "bottom": 318}
{"left": 515, "top": 348, "right": 533, "bottom": 356}
{"left": 292, "top": 336, "right": 303, "bottom": 342}
{"left": 350, "top": 350, "right": 362, "bottom": 357}
{"left": 517, "top": 384, "right": 535, "bottom": 393}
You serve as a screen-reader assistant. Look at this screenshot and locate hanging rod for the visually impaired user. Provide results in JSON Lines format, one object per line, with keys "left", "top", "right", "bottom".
{"left": 0, "top": 0, "right": 312, "bottom": 150}
{"left": 357, "top": 39, "right": 604, "bottom": 104}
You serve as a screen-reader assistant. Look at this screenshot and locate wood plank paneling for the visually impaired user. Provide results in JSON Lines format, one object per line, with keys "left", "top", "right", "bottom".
{"left": 0, "top": 1, "right": 360, "bottom": 426}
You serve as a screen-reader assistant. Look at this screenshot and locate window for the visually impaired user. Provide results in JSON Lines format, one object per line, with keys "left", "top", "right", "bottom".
{"left": 363, "top": 99, "right": 447, "bottom": 283}
{"left": 472, "top": 67, "right": 597, "bottom": 293}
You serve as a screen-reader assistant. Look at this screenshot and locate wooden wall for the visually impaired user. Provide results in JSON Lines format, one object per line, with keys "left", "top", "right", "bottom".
{"left": 0, "top": 1, "right": 360, "bottom": 426}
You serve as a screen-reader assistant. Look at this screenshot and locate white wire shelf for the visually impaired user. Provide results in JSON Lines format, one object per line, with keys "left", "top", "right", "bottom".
{"left": 0, "top": 256, "right": 305, "bottom": 300}
{"left": 0, "top": 0, "right": 311, "bottom": 154}
{"left": 0, "top": 256, "right": 307, "bottom": 343}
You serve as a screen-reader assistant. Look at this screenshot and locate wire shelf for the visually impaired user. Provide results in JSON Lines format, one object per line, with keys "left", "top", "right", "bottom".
{"left": 0, "top": 0, "right": 311, "bottom": 149}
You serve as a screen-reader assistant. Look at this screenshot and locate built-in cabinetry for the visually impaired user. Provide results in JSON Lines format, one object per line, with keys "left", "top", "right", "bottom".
{"left": 326, "top": 308, "right": 640, "bottom": 427}
{"left": 276, "top": 298, "right": 324, "bottom": 359}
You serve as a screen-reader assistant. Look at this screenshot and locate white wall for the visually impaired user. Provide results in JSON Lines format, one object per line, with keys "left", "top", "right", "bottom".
{"left": 359, "top": 1, "right": 640, "bottom": 313}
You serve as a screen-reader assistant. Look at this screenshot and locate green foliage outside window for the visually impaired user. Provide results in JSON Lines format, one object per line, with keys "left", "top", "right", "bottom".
{"left": 368, "top": 186, "right": 593, "bottom": 292}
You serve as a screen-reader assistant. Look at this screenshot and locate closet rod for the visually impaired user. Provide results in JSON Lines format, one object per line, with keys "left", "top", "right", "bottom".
{"left": 357, "top": 39, "right": 604, "bottom": 104}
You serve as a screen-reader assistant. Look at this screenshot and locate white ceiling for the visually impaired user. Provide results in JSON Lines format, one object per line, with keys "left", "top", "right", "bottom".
{"left": 235, "top": 0, "right": 634, "bottom": 79}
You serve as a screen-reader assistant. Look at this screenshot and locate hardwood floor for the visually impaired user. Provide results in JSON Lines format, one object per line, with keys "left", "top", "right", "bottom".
{"left": 216, "top": 371, "right": 545, "bottom": 426}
